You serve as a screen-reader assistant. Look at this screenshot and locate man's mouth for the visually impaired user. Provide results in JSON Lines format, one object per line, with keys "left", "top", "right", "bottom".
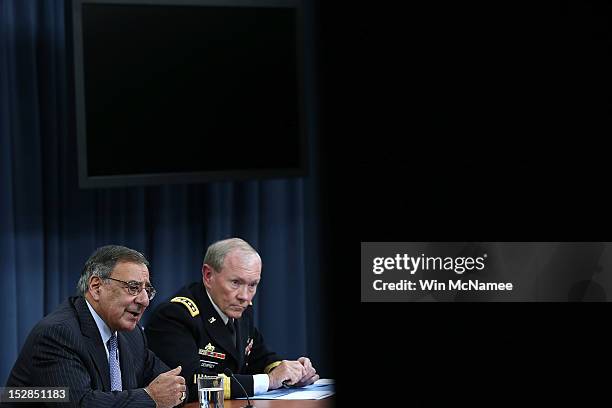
{"left": 127, "top": 310, "right": 141, "bottom": 317}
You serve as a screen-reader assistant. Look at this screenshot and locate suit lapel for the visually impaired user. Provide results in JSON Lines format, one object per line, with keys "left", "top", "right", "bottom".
{"left": 118, "top": 332, "right": 137, "bottom": 390}
{"left": 74, "top": 297, "right": 111, "bottom": 391}
{"left": 194, "top": 286, "right": 241, "bottom": 364}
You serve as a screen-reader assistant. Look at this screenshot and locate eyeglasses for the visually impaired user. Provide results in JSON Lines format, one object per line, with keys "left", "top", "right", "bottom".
{"left": 105, "top": 277, "right": 156, "bottom": 300}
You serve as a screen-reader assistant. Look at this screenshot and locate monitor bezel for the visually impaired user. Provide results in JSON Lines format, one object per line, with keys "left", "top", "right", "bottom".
{"left": 71, "top": 0, "right": 308, "bottom": 188}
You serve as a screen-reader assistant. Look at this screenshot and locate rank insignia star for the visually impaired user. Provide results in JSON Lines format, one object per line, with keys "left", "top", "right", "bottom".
{"left": 208, "top": 317, "right": 216, "bottom": 324}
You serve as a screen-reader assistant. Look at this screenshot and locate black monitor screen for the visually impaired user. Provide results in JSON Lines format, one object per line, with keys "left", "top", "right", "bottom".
{"left": 72, "top": 0, "right": 306, "bottom": 188}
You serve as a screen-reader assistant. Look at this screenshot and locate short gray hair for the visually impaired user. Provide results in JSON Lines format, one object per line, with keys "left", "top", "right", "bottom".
{"left": 203, "top": 238, "right": 259, "bottom": 271}
{"left": 77, "top": 245, "right": 149, "bottom": 295}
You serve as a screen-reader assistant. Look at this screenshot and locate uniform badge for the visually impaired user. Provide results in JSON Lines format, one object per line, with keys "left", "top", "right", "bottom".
{"left": 200, "top": 359, "right": 219, "bottom": 369}
{"left": 244, "top": 338, "right": 254, "bottom": 357}
{"left": 199, "top": 343, "right": 225, "bottom": 360}
{"left": 208, "top": 317, "right": 216, "bottom": 324}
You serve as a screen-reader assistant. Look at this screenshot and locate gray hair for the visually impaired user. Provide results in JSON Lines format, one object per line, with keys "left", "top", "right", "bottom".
{"left": 203, "top": 238, "right": 260, "bottom": 271}
{"left": 77, "top": 245, "right": 149, "bottom": 295}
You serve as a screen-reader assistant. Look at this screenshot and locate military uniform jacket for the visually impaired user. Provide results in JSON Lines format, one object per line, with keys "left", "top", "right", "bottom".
{"left": 145, "top": 282, "right": 282, "bottom": 401}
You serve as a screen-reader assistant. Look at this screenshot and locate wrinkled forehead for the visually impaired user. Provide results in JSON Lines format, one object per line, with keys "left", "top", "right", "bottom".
{"left": 111, "top": 261, "right": 150, "bottom": 282}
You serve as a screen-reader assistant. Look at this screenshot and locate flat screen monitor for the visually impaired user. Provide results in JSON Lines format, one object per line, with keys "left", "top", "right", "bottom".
{"left": 71, "top": 0, "right": 307, "bottom": 188}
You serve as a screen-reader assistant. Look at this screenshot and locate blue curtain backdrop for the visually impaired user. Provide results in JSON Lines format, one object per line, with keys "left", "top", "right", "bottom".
{"left": 0, "top": 0, "right": 331, "bottom": 384}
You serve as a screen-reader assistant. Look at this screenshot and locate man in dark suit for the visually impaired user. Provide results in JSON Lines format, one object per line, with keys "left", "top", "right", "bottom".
{"left": 6, "top": 245, "right": 186, "bottom": 407}
{"left": 145, "top": 238, "right": 319, "bottom": 402}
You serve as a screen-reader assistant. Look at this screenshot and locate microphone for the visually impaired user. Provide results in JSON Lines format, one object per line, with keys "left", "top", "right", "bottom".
{"left": 223, "top": 368, "right": 254, "bottom": 408}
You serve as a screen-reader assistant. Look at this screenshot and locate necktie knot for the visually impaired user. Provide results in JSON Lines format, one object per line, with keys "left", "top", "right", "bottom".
{"left": 226, "top": 319, "right": 235, "bottom": 334}
{"left": 108, "top": 334, "right": 118, "bottom": 353}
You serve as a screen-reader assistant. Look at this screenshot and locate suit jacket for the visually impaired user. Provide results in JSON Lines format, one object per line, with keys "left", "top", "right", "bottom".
{"left": 145, "top": 282, "right": 282, "bottom": 401}
{"left": 6, "top": 296, "right": 169, "bottom": 407}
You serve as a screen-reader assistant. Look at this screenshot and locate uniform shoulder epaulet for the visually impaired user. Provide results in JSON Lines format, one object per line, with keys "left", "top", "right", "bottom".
{"left": 170, "top": 296, "right": 199, "bottom": 317}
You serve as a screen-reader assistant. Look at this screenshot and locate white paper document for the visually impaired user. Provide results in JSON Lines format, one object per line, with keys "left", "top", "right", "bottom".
{"left": 277, "top": 390, "right": 333, "bottom": 400}
{"left": 240, "top": 378, "right": 335, "bottom": 400}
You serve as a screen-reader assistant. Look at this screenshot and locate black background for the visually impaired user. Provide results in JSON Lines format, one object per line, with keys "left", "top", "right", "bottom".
{"left": 316, "top": 1, "right": 612, "bottom": 404}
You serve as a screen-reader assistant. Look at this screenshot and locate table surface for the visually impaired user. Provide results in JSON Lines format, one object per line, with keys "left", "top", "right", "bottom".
{"left": 184, "top": 397, "right": 334, "bottom": 408}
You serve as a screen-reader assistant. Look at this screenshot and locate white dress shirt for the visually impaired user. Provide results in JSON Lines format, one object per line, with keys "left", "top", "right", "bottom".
{"left": 85, "top": 299, "right": 122, "bottom": 379}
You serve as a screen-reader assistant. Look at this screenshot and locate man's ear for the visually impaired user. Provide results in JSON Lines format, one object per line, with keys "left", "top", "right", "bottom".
{"left": 202, "top": 264, "right": 213, "bottom": 288}
{"left": 89, "top": 276, "right": 102, "bottom": 301}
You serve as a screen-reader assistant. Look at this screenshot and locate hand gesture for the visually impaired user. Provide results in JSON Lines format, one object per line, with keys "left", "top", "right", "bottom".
{"left": 145, "top": 366, "right": 187, "bottom": 408}
{"left": 267, "top": 360, "right": 305, "bottom": 390}
{"left": 293, "top": 357, "right": 319, "bottom": 387}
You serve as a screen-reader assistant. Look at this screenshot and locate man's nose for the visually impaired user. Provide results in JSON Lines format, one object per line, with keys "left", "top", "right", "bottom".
{"left": 135, "top": 288, "right": 150, "bottom": 307}
{"left": 236, "top": 285, "right": 249, "bottom": 301}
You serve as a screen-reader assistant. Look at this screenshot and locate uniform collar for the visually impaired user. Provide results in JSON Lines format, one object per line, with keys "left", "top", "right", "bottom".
{"left": 205, "top": 289, "right": 231, "bottom": 326}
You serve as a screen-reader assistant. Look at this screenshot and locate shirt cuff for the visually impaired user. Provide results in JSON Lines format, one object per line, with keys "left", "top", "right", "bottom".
{"left": 253, "top": 374, "right": 270, "bottom": 395}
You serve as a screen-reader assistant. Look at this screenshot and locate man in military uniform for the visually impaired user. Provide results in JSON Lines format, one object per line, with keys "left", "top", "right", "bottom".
{"left": 145, "top": 238, "right": 319, "bottom": 401}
